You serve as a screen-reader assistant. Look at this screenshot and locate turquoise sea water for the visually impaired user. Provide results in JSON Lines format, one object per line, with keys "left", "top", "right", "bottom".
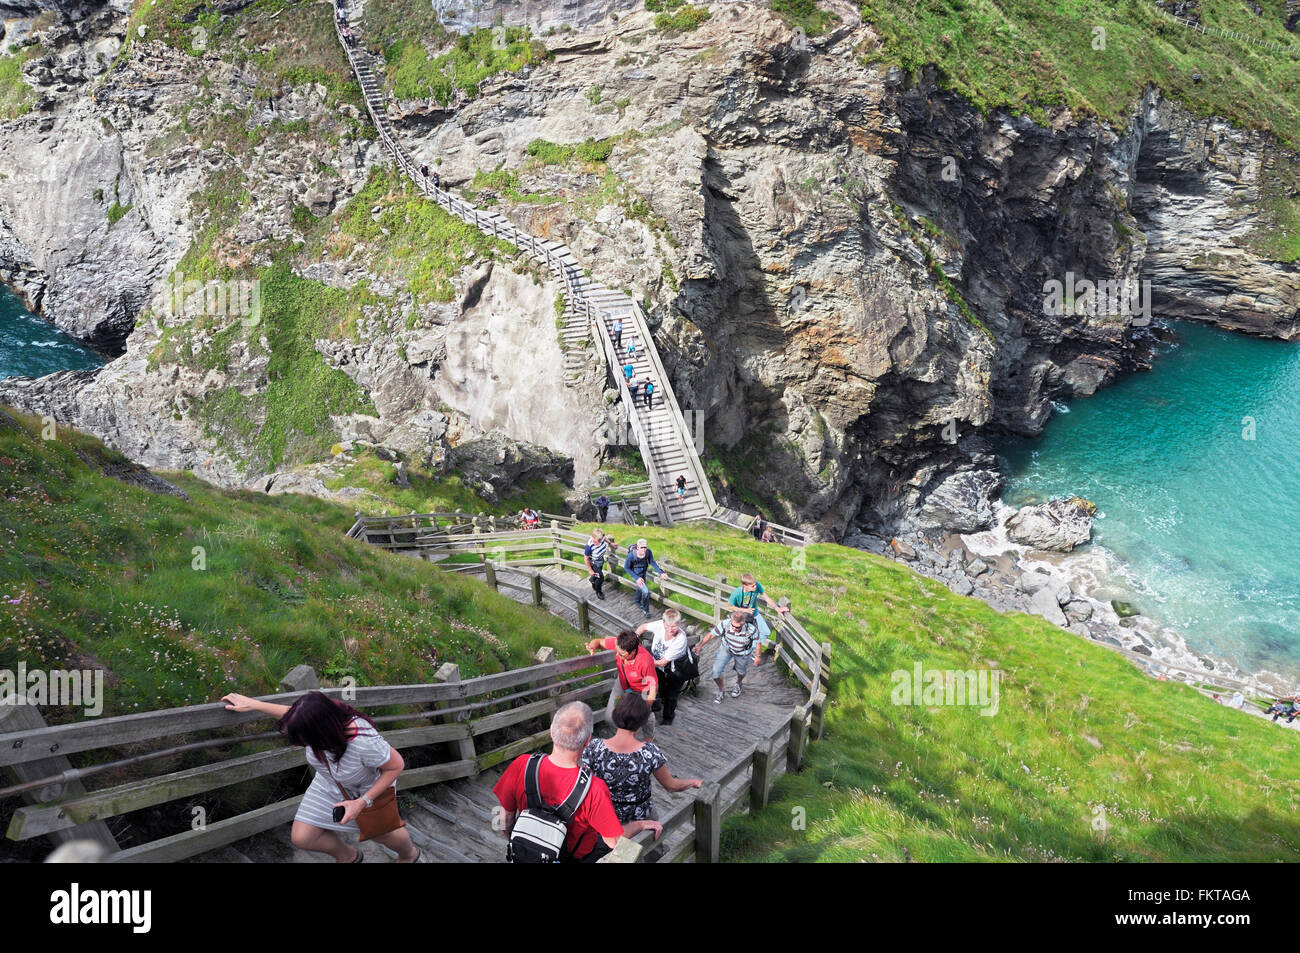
{"left": 0, "top": 285, "right": 104, "bottom": 381}
{"left": 999, "top": 321, "right": 1300, "bottom": 680}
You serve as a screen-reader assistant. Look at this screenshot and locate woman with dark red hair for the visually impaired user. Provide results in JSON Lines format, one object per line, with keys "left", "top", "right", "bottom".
{"left": 222, "top": 689, "right": 420, "bottom": 863}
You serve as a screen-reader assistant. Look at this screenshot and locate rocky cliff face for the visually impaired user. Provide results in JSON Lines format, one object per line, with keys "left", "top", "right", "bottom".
{"left": 0, "top": 0, "right": 610, "bottom": 490}
{"left": 386, "top": 2, "right": 1295, "bottom": 537}
{"left": 1, "top": 0, "right": 1296, "bottom": 535}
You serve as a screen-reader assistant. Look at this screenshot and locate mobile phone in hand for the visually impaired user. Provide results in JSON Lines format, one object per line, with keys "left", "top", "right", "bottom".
{"left": 333, "top": 804, "right": 346, "bottom": 823}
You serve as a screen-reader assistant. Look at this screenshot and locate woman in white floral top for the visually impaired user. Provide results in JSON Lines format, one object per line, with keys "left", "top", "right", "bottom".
{"left": 581, "top": 694, "right": 701, "bottom": 823}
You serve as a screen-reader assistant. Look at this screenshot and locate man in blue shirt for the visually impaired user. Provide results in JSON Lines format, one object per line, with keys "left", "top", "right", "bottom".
{"left": 611, "top": 317, "right": 623, "bottom": 349}
{"left": 624, "top": 538, "right": 668, "bottom": 618}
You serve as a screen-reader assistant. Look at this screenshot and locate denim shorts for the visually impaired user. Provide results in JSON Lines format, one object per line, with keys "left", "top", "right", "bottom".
{"left": 712, "top": 643, "right": 755, "bottom": 679}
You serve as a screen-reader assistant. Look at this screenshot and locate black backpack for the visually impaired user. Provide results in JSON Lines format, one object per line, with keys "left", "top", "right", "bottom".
{"left": 506, "top": 754, "right": 593, "bottom": 863}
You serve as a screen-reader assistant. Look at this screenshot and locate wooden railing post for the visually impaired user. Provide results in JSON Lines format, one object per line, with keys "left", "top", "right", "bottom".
{"left": 787, "top": 708, "right": 809, "bottom": 774}
{"left": 714, "top": 575, "right": 728, "bottom": 622}
{"left": 750, "top": 740, "right": 773, "bottom": 813}
{"left": 434, "top": 663, "right": 477, "bottom": 771}
{"left": 693, "top": 780, "right": 721, "bottom": 863}
{"left": 0, "top": 705, "right": 118, "bottom": 852}
{"left": 473, "top": 524, "right": 484, "bottom": 562}
{"left": 551, "top": 521, "right": 561, "bottom": 563}
{"left": 810, "top": 691, "right": 828, "bottom": 741}
{"left": 577, "top": 596, "right": 591, "bottom": 635}
{"left": 528, "top": 568, "right": 544, "bottom": 607}
{"left": 484, "top": 560, "right": 498, "bottom": 591}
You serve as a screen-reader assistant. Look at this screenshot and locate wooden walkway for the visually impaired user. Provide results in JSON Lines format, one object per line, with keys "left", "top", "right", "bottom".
{"left": 205, "top": 563, "right": 802, "bottom": 864}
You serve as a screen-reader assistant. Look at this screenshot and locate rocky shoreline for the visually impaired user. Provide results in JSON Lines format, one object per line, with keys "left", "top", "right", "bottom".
{"left": 845, "top": 499, "right": 1299, "bottom": 700}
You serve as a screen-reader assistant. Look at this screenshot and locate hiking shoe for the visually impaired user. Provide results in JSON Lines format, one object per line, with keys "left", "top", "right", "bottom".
{"left": 596, "top": 590, "right": 605, "bottom": 600}
{"left": 713, "top": 691, "right": 724, "bottom": 704}
{"left": 642, "top": 606, "right": 651, "bottom": 619}
{"left": 730, "top": 685, "right": 742, "bottom": 698}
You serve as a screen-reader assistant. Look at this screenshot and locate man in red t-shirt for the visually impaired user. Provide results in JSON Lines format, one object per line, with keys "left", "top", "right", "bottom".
{"left": 586, "top": 629, "right": 659, "bottom": 740}
{"left": 493, "top": 701, "right": 661, "bottom": 861}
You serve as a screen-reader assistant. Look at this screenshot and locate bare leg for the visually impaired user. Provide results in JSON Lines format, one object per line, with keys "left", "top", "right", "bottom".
{"left": 373, "top": 826, "right": 419, "bottom": 862}
{"left": 291, "top": 821, "right": 359, "bottom": 862}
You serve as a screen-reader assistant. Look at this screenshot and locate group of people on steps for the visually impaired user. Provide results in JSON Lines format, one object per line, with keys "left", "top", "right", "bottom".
{"left": 220, "top": 519, "right": 794, "bottom": 863}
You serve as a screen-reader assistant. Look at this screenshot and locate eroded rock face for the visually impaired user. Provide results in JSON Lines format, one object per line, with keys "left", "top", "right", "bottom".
{"left": 1006, "top": 499, "right": 1095, "bottom": 552}
{"left": 2, "top": 1, "right": 1296, "bottom": 532}
{"left": 447, "top": 431, "right": 574, "bottom": 503}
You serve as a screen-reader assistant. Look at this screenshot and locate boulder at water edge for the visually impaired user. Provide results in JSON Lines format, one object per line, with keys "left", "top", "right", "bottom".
{"left": 1006, "top": 499, "right": 1094, "bottom": 552}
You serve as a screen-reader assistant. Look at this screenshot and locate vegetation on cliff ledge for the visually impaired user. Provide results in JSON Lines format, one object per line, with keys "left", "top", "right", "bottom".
{"left": 858, "top": 0, "right": 1300, "bottom": 146}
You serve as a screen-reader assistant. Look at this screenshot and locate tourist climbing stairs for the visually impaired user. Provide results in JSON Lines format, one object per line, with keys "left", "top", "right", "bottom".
{"left": 333, "top": 3, "right": 718, "bottom": 526}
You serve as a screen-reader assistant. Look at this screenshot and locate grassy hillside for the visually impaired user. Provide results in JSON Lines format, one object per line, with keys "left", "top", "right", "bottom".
{"left": 4, "top": 409, "right": 1299, "bottom": 859}
{"left": 0, "top": 409, "right": 585, "bottom": 720}
{"left": 858, "top": 0, "right": 1300, "bottom": 145}
{"left": 548, "top": 520, "right": 1300, "bottom": 862}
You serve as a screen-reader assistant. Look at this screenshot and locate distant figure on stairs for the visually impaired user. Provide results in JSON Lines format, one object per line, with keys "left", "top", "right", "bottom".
{"left": 761, "top": 525, "right": 777, "bottom": 543}
{"left": 624, "top": 338, "right": 636, "bottom": 362}
{"left": 421, "top": 164, "right": 429, "bottom": 181}
{"left": 675, "top": 474, "right": 687, "bottom": 499}
{"left": 752, "top": 513, "right": 768, "bottom": 540}
{"left": 432, "top": 170, "right": 440, "bottom": 190}
{"left": 611, "top": 317, "right": 623, "bottom": 349}
{"left": 642, "top": 378, "right": 655, "bottom": 409}
{"left": 220, "top": 689, "right": 422, "bottom": 863}
{"left": 493, "top": 702, "right": 662, "bottom": 862}
{"left": 520, "top": 507, "right": 541, "bottom": 530}
{"left": 624, "top": 538, "right": 668, "bottom": 618}
{"left": 623, "top": 361, "right": 636, "bottom": 384}
{"left": 595, "top": 493, "right": 610, "bottom": 523}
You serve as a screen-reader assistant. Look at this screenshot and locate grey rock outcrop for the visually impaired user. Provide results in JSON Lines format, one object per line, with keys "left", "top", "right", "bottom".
{"left": 1006, "top": 500, "right": 1095, "bottom": 552}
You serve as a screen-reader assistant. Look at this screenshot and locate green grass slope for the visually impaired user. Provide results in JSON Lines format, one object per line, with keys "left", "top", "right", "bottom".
{"left": 556, "top": 520, "right": 1300, "bottom": 862}
{"left": 858, "top": 0, "right": 1300, "bottom": 144}
{"left": 0, "top": 409, "right": 585, "bottom": 720}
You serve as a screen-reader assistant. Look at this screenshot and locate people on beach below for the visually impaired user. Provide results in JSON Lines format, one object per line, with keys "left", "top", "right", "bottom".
{"left": 676, "top": 474, "right": 687, "bottom": 499}
{"left": 520, "top": 507, "right": 541, "bottom": 530}
{"left": 695, "top": 609, "right": 760, "bottom": 704}
{"left": 611, "top": 317, "right": 623, "bottom": 349}
{"left": 624, "top": 537, "right": 668, "bottom": 618}
{"left": 221, "top": 690, "right": 420, "bottom": 863}
{"left": 637, "top": 608, "right": 692, "bottom": 725}
{"left": 583, "top": 527, "right": 612, "bottom": 601}
{"left": 595, "top": 493, "right": 611, "bottom": 523}
{"left": 586, "top": 629, "right": 659, "bottom": 741}
{"left": 493, "top": 702, "right": 661, "bottom": 862}
{"left": 581, "top": 695, "right": 701, "bottom": 825}
{"left": 729, "top": 571, "right": 790, "bottom": 653}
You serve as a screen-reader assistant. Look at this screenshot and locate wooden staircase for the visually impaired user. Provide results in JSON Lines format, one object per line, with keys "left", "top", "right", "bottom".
{"left": 332, "top": 4, "right": 719, "bottom": 525}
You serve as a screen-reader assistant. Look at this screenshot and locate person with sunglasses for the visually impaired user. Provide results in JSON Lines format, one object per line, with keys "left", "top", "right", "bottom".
{"left": 695, "top": 609, "right": 760, "bottom": 704}
{"left": 586, "top": 628, "right": 658, "bottom": 740}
